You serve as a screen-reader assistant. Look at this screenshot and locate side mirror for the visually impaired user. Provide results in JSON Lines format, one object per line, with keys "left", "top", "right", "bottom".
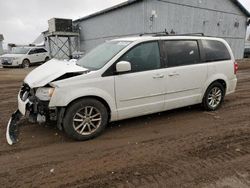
{"left": 116, "top": 61, "right": 131, "bottom": 73}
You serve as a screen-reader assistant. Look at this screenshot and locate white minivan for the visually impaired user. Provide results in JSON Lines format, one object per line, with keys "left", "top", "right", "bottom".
{"left": 6, "top": 35, "right": 238, "bottom": 144}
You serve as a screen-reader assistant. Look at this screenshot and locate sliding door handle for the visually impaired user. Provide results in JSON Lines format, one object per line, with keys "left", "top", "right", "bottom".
{"left": 153, "top": 74, "right": 165, "bottom": 79}
{"left": 168, "top": 72, "right": 179, "bottom": 77}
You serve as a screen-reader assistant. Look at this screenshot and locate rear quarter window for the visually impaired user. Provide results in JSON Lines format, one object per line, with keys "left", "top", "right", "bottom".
{"left": 202, "top": 40, "right": 231, "bottom": 62}
{"left": 38, "top": 48, "right": 48, "bottom": 53}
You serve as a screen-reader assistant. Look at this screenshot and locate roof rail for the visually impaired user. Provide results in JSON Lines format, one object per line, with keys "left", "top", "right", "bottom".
{"left": 139, "top": 31, "right": 205, "bottom": 37}
{"left": 174, "top": 33, "right": 205, "bottom": 36}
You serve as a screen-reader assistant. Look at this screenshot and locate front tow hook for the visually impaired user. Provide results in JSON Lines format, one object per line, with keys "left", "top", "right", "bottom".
{"left": 6, "top": 110, "right": 23, "bottom": 145}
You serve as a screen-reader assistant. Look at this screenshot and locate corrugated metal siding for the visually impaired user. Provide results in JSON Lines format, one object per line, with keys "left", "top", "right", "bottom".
{"left": 245, "top": 42, "right": 250, "bottom": 48}
{"left": 0, "top": 41, "right": 3, "bottom": 55}
{"left": 77, "top": 2, "right": 145, "bottom": 52}
{"left": 77, "top": 0, "right": 247, "bottom": 59}
{"left": 154, "top": 0, "right": 245, "bottom": 16}
{"left": 147, "top": 0, "right": 247, "bottom": 58}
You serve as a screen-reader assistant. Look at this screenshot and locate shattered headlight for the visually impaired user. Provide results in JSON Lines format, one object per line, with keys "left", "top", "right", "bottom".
{"left": 35, "top": 87, "right": 55, "bottom": 101}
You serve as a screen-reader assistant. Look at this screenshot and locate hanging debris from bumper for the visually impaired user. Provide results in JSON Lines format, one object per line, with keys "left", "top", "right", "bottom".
{"left": 6, "top": 110, "right": 23, "bottom": 145}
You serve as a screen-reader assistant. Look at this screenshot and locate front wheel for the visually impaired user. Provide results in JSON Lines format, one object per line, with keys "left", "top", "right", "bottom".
{"left": 21, "top": 59, "right": 30, "bottom": 68}
{"left": 63, "top": 98, "right": 108, "bottom": 141}
{"left": 203, "top": 82, "right": 225, "bottom": 111}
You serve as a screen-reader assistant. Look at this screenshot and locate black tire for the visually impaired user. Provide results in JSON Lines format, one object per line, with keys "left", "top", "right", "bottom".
{"left": 203, "top": 82, "right": 225, "bottom": 111}
{"left": 22, "top": 59, "right": 30, "bottom": 68}
{"left": 44, "top": 57, "right": 50, "bottom": 62}
{"left": 63, "top": 98, "right": 108, "bottom": 141}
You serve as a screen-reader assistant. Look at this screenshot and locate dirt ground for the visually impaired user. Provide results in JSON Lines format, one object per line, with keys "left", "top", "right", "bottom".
{"left": 0, "top": 61, "right": 250, "bottom": 188}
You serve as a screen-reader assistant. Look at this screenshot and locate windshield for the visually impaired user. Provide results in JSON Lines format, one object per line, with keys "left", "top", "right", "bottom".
{"left": 11, "top": 47, "right": 31, "bottom": 54}
{"left": 77, "top": 41, "right": 131, "bottom": 70}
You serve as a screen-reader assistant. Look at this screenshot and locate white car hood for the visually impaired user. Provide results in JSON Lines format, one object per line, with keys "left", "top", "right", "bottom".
{"left": 1, "top": 54, "right": 24, "bottom": 58}
{"left": 24, "top": 59, "right": 88, "bottom": 88}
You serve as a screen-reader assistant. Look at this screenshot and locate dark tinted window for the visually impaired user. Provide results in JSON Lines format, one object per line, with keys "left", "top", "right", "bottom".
{"left": 37, "top": 48, "right": 47, "bottom": 53}
{"left": 244, "top": 48, "right": 250, "bottom": 53}
{"left": 202, "top": 40, "right": 231, "bottom": 62}
{"left": 119, "top": 42, "right": 161, "bottom": 72}
{"left": 164, "top": 40, "right": 200, "bottom": 67}
{"left": 28, "top": 49, "right": 37, "bottom": 55}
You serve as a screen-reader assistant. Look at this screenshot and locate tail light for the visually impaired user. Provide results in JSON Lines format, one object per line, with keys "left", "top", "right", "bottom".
{"left": 234, "top": 61, "right": 238, "bottom": 75}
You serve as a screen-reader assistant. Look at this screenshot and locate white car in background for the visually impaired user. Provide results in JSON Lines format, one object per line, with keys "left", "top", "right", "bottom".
{"left": 0, "top": 47, "right": 50, "bottom": 68}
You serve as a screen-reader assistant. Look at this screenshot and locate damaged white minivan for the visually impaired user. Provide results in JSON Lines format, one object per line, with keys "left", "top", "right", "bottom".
{"left": 6, "top": 35, "right": 238, "bottom": 145}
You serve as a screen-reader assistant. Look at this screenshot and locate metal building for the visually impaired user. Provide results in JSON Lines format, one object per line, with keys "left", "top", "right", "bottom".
{"left": 74, "top": 0, "right": 250, "bottom": 59}
{"left": 0, "top": 34, "right": 4, "bottom": 55}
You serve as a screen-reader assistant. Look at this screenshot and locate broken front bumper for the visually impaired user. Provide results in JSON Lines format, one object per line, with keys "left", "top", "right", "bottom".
{"left": 6, "top": 93, "right": 29, "bottom": 145}
{"left": 6, "top": 110, "right": 22, "bottom": 145}
{"left": 6, "top": 84, "right": 61, "bottom": 145}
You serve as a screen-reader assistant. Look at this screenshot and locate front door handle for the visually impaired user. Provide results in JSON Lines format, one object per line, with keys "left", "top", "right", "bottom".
{"left": 168, "top": 72, "right": 179, "bottom": 77}
{"left": 153, "top": 74, "right": 165, "bottom": 79}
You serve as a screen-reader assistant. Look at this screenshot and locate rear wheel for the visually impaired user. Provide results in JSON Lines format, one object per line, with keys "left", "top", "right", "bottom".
{"left": 21, "top": 59, "right": 30, "bottom": 68}
{"left": 63, "top": 98, "right": 108, "bottom": 141}
{"left": 203, "top": 82, "right": 225, "bottom": 111}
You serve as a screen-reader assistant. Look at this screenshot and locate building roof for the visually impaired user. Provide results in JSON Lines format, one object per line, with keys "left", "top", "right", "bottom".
{"left": 74, "top": 0, "right": 250, "bottom": 23}
{"left": 74, "top": 0, "right": 142, "bottom": 22}
{"left": 232, "top": 0, "right": 250, "bottom": 17}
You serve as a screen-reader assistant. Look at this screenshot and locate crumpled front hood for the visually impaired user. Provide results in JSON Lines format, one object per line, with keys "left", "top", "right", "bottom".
{"left": 24, "top": 59, "right": 88, "bottom": 88}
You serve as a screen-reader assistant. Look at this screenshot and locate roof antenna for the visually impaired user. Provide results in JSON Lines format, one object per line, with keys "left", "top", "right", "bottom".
{"left": 164, "top": 29, "right": 169, "bottom": 35}
{"left": 170, "top": 29, "right": 176, "bottom": 35}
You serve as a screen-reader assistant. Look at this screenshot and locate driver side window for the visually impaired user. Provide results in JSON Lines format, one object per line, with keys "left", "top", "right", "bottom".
{"left": 119, "top": 42, "right": 161, "bottom": 73}
{"left": 29, "top": 49, "right": 36, "bottom": 55}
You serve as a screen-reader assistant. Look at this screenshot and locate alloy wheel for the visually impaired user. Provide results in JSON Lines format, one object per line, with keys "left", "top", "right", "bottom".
{"left": 207, "top": 87, "right": 222, "bottom": 108}
{"left": 73, "top": 106, "right": 102, "bottom": 136}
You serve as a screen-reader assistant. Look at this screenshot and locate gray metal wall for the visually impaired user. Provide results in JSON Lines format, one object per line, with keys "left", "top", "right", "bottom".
{"left": 76, "top": 0, "right": 248, "bottom": 59}
{"left": 77, "top": 1, "right": 145, "bottom": 53}
{"left": 0, "top": 41, "right": 3, "bottom": 55}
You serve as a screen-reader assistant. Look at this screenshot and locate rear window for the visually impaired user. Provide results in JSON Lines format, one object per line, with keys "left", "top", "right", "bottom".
{"left": 164, "top": 40, "right": 200, "bottom": 67}
{"left": 202, "top": 40, "right": 231, "bottom": 62}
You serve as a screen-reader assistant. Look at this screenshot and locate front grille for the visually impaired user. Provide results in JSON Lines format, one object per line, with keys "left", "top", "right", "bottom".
{"left": 2, "top": 60, "right": 12, "bottom": 65}
{"left": 1, "top": 58, "right": 13, "bottom": 65}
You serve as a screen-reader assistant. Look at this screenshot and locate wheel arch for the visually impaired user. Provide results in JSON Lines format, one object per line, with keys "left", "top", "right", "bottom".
{"left": 22, "top": 58, "right": 30, "bottom": 63}
{"left": 215, "top": 79, "right": 227, "bottom": 91}
{"left": 49, "top": 87, "right": 117, "bottom": 121}
{"left": 66, "top": 95, "right": 112, "bottom": 118}
{"left": 202, "top": 73, "right": 228, "bottom": 97}
{"left": 202, "top": 78, "right": 227, "bottom": 100}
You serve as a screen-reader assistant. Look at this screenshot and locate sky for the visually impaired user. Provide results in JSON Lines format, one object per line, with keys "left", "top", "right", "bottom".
{"left": 0, "top": 0, "right": 250, "bottom": 47}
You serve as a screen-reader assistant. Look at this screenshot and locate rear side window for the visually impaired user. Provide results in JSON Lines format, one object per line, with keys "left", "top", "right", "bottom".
{"left": 164, "top": 40, "right": 200, "bottom": 67}
{"left": 119, "top": 42, "right": 161, "bottom": 72}
{"left": 29, "top": 49, "right": 38, "bottom": 55}
{"left": 202, "top": 40, "right": 231, "bottom": 62}
{"left": 37, "top": 48, "right": 47, "bottom": 53}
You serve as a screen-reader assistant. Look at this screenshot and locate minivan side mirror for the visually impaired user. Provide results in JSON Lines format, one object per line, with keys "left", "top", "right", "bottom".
{"left": 116, "top": 61, "right": 131, "bottom": 73}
